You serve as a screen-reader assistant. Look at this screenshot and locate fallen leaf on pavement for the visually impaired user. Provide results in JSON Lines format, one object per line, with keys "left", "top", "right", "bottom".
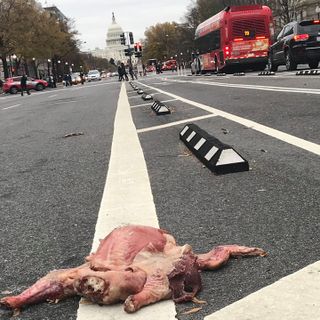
{"left": 181, "top": 307, "right": 202, "bottom": 315}
{"left": 64, "top": 132, "right": 84, "bottom": 138}
{"left": 192, "top": 297, "right": 207, "bottom": 304}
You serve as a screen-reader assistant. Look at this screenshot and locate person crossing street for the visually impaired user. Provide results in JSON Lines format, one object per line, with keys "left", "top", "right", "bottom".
{"left": 20, "top": 74, "right": 30, "bottom": 96}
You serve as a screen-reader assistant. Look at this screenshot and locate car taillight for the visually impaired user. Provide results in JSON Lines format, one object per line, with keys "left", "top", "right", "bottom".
{"left": 313, "top": 20, "right": 320, "bottom": 24}
{"left": 224, "top": 46, "right": 230, "bottom": 58}
{"left": 256, "top": 36, "right": 266, "bottom": 40}
{"left": 234, "top": 38, "right": 243, "bottom": 42}
{"left": 293, "top": 34, "right": 309, "bottom": 41}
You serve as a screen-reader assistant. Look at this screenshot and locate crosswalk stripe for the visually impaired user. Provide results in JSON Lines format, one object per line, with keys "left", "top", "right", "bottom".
{"left": 205, "top": 261, "right": 320, "bottom": 320}
{"left": 76, "top": 83, "right": 176, "bottom": 319}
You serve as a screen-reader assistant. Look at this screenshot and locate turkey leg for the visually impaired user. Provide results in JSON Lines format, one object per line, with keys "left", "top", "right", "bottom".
{"left": 197, "top": 245, "right": 266, "bottom": 270}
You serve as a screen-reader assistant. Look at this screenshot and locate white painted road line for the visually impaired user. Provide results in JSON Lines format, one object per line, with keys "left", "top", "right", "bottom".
{"left": 131, "top": 99, "right": 178, "bottom": 109}
{"left": 2, "top": 104, "right": 21, "bottom": 110}
{"left": 48, "top": 94, "right": 57, "bottom": 98}
{"left": 52, "top": 100, "right": 77, "bottom": 105}
{"left": 137, "top": 82, "right": 320, "bottom": 156}
{"left": 168, "top": 78, "right": 320, "bottom": 95}
{"left": 131, "top": 102, "right": 151, "bottom": 108}
{"left": 137, "top": 114, "right": 217, "bottom": 133}
{"left": 76, "top": 83, "right": 176, "bottom": 320}
{"left": 205, "top": 261, "right": 320, "bottom": 320}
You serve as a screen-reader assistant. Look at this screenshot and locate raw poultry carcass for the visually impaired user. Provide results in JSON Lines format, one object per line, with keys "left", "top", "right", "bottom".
{"left": 0, "top": 225, "right": 266, "bottom": 314}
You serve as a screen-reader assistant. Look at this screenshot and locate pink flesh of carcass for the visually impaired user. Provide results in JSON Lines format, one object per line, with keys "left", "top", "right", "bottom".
{"left": 0, "top": 225, "right": 266, "bottom": 313}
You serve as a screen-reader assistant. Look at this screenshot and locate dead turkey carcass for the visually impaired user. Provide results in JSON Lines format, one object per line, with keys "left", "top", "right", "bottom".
{"left": 0, "top": 225, "right": 266, "bottom": 314}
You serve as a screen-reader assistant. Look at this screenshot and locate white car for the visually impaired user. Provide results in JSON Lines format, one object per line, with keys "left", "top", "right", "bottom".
{"left": 87, "top": 70, "right": 101, "bottom": 82}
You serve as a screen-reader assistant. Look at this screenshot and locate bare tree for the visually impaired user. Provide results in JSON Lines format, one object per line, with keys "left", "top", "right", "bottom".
{"left": 269, "top": 0, "right": 304, "bottom": 26}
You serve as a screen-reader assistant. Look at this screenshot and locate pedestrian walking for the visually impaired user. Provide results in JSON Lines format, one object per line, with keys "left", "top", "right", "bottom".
{"left": 20, "top": 74, "right": 30, "bottom": 96}
{"left": 63, "top": 74, "right": 69, "bottom": 86}
{"left": 117, "top": 64, "right": 123, "bottom": 81}
{"left": 80, "top": 72, "right": 85, "bottom": 85}
{"left": 122, "top": 63, "right": 129, "bottom": 81}
{"left": 129, "top": 64, "right": 137, "bottom": 80}
{"left": 0, "top": 78, "right": 3, "bottom": 94}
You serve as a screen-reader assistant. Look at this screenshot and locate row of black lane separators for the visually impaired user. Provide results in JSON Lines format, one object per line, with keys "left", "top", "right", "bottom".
{"left": 130, "top": 82, "right": 248, "bottom": 174}
{"left": 129, "top": 81, "right": 171, "bottom": 115}
{"left": 296, "top": 69, "right": 320, "bottom": 75}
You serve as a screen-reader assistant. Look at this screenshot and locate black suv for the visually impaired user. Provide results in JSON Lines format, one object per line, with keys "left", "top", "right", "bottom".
{"left": 269, "top": 20, "right": 320, "bottom": 71}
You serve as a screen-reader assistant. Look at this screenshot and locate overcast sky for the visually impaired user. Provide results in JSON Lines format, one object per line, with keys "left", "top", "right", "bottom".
{"left": 38, "top": 0, "right": 192, "bottom": 50}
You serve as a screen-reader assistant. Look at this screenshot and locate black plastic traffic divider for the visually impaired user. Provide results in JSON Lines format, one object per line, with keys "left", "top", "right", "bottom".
{"left": 258, "top": 71, "right": 275, "bottom": 76}
{"left": 233, "top": 72, "right": 245, "bottom": 76}
{"left": 179, "top": 123, "right": 249, "bottom": 175}
{"left": 296, "top": 70, "right": 320, "bottom": 75}
{"left": 142, "top": 93, "right": 153, "bottom": 101}
{"left": 151, "top": 100, "right": 171, "bottom": 115}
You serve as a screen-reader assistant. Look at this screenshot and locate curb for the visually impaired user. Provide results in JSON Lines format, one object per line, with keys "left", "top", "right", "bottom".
{"left": 179, "top": 123, "right": 249, "bottom": 174}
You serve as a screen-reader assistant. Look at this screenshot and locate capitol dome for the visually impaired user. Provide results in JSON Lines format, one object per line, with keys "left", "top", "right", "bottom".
{"left": 105, "top": 13, "right": 126, "bottom": 62}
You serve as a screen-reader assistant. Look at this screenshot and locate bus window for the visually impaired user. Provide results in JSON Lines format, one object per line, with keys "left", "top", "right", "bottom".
{"left": 196, "top": 29, "right": 221, "bottom": 54}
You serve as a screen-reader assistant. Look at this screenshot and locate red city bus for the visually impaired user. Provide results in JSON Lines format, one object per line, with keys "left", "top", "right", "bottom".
{"left": 193, "top": 5, "right": 274, "bottom": 73}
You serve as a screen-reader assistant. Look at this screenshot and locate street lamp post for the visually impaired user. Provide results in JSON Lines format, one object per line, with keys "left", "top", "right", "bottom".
{"left": 57, "top": 60, "right": 61, "bottom": 82}
{"left": 11, "top": 54, "right": 17, "bottom": 76}
{"left": 32, "top": 57, "right": 38, "bottom": 78}
{"left": 47, "top": 59, "right": 51, "bottom": 77}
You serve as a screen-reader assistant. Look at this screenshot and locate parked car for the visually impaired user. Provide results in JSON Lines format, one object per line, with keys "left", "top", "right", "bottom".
{"left": 269, "top": 20, "right": 320, "bottom": 71}
{"left": 3, "top": 76, "right": 48, "bottom": 94}
{"left": 87, "top": 70, "right": 101, "bottom": 81}
{"left": 161, "top": 59, "right": 177, "bottom": 71}
{"left": 71, "top": 72, "right": 82, "bottom": 84}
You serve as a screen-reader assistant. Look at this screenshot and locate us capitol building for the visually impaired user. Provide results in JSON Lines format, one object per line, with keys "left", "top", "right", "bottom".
{"left": 92, "top": 13, "right": 126, "bottom": 63}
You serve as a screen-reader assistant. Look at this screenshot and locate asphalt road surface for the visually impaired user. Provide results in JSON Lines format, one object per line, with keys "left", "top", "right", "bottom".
{"left": 0, "top": 69, "right": 319, "bottom": 320}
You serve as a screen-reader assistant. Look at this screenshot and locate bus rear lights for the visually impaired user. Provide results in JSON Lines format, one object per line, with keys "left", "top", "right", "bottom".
{"left": 293, "top": 34, "right": 309, "bottom": 41}
{"left": 234, "top": 38, "right": 244, "bottom": 42}
{"left": 224, "top": 46, "right": 230, "bottom": 57}
{"left": 256, "top": 36, "right": 266, "bottom": 40}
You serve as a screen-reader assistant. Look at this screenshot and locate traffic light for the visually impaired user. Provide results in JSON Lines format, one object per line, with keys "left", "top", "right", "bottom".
{"left": 134, "top": 42, "right": 143, "bottom": 57}
{"left": 129, "top": 32, "right": 134, "bottom": 45}
{"left": 120, "top": 33, "right": 126, "bottom": 45}
{"left": 124, "top": 48, "right": 132, "bottom": 57}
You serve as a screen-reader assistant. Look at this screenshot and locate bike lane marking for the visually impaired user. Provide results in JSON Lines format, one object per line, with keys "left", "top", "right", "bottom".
{"left": 205, "top": 260, "right": 320, "bottom": 320}
{"left": 166, "top": 78, "right": 320, "bottom": 95}
{"left": 76, "top": 83, "right": 176, "bottom": 320}
{"left": 137, "top": 114, "right": 217, "bottom": 133}
{"left": 137, "top": 81, "right": 320, "bottom": 156}
{"left": 2, "top": 104, "right": 21, "bottom": 110}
